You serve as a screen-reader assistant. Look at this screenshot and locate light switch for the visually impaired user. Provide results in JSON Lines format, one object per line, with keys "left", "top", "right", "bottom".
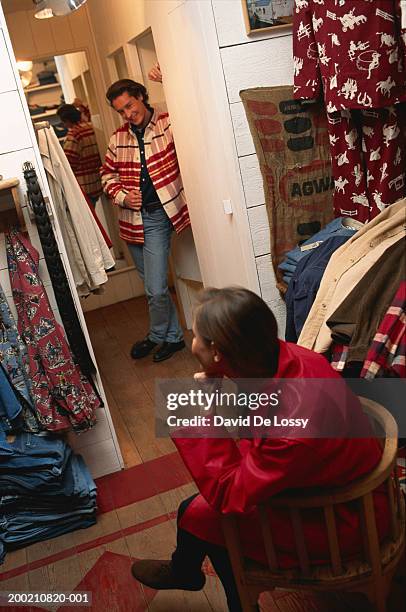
{"left": 223, "top": 199, "right": 233, "bottom": 215}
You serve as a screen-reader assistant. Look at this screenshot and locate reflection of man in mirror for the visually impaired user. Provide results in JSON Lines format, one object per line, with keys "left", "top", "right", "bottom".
{"left": 57, "top": 104, "right": 102, "bottom": 207}
{"left": 73, "top": 97, "right": 91, "bottom": 123}
{"left": 101, "top": 78, "right": 190, "bottom": 363}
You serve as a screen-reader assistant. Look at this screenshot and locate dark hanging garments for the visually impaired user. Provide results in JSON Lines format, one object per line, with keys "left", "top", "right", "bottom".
{"left": 0, "top": 363, "right": 23, "bottom": 434}
{"left": 0, "top": 284, "right": 40, "bottom": 433}
{"left": 6, "top": 230, "right": 98, "bottom": 432}
{"left": 22, "top": 163, "right": 101, "bottom": 396}
{"left": 285, "top": 235, "right": 351, "bottom": 343}
{"left": 326, "top": 237, "right": 405, "bottom": 364}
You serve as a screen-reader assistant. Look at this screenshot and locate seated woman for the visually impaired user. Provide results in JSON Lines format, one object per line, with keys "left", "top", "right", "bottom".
{"left": 131, "top": 287, "right": 389, "bottom": 611}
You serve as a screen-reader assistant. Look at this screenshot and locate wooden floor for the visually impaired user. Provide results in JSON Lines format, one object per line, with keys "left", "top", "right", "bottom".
{"left": 84, "top": 295, "right": 200, "bottom": 468}
{"left": 0, "top": 296, "right": 404, "bottom": 612}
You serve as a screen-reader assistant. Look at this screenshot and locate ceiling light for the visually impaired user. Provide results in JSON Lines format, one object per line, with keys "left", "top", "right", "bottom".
{"left": 17, "top": 61, "right": 34, "bottom": 72}
{"left": 33, "top": 1, "right": 88, "bottom": 19}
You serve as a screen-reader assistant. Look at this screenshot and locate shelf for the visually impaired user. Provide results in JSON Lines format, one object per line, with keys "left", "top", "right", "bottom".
{"left": 31, "top": 109, "right": 59, "bottom": 120}
{"left": 25, "top": 82, "right": 61, "bottom": 94}
{"left": 0, "top": 177, "right": 27, "bottom": 233}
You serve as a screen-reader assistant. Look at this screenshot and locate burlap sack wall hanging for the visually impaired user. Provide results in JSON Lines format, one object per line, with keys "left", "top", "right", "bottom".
{"left": 240, "top": 86, "right": 334, "bottom": 292}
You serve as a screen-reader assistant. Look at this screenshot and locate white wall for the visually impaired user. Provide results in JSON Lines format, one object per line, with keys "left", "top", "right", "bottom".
{"left": 147, "top": 0, "right": 291, "bottom": 332}
{"left": 54, "top": 54, "right": 76, "bottom": 102}
{"left": 0, "top": 4, "right": 123, "bottom": 478}
{"left": 211, "top": 0, "right": 293, "bottom": 331}
{"left": 64, "top": 49, "right": 89, "bottom": 80}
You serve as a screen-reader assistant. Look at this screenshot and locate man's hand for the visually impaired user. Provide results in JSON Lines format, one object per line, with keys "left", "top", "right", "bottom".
{"left": 123, "top": 190, "right": 142, "bottom": 211}
{"left": 148, "top": 63, "right": 163, "bottom": 83}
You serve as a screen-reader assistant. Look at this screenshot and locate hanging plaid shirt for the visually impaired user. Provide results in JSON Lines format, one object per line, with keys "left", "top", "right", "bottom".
{"left": 100, "top": 109, "right": 190, "bottom": 243}
{"left": 398, "top": 446, "right": 406, "bottom": 495}
{"left": 329, "top": 342, "right": 349, "bottom": 373}
{"left": 6, "top": 231, "right": 99, "bottom": 432}
{"left": 361, "top": 281, "right": 406, "bottom": 379}
{"left": 63, "top": 122, "right": 103, "bottom": 199}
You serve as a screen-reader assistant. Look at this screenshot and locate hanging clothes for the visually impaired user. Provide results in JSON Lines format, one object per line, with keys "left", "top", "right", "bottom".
{"left": 0, "top": 363, "right": 23, "bottom": 434}
{"left": 326, "top": 237, "right": 405, "bottom": 362}
{"left": 82, "top": 189, "right": 113, "bottom": 250}
{"left": 278, "top": 216, "right": 361, "bottom": 284}
{"left": 361, "top": 281, "right": 406, "bottom": 379}
{"left": 285, "top": 235, "right": 351, "bottom": 343}
{"left": 23, "top": 163, "right": 99, "bottom": 384}
{"left": 293, "top": 1, "right": 406, "bottom": 110}
{"left": 6, "top": 230, "right": 99, "bottom": 432}
{"left": 37, "top": 127, "right": 114, "bottom": 296}
{"left": 327, "top": 105, "right": 406, "bottom": 221}
{"left": 0, "top": 284, "right": 40, "bottom": 433}
{"left": 293, "top": 0, "right": 406, "bottom": 220}
{"left": 298, "top": 198, "right": 406, "bottom": 353}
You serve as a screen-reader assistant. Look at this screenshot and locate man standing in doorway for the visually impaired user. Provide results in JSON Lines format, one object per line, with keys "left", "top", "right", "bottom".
{"left": 101, "top": 79, "right": 189, "bottom": 362}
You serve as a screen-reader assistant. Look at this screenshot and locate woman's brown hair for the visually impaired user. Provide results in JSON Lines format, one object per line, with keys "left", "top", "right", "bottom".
{"left": 194, "top": 287, "right": 280, "bottom": 377}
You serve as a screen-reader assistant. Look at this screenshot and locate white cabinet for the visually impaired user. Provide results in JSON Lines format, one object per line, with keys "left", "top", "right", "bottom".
{"left": 0, "top": 90, "right": 31, "bottom": 155}
{"left": 0, "top": 29, "right": 16, "bottom": 94}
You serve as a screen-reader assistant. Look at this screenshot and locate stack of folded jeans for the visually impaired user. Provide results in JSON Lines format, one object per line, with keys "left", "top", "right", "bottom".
{"left": 278, "top": 217, "right": 363, "bottom": 285}
{"left": 0, "top": 432, "right": 97, "bottom": 564}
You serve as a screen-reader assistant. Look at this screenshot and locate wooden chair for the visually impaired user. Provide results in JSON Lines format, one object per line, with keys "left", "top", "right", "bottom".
{"left": 221, "top": 397, "right": 405, "bottom": 612}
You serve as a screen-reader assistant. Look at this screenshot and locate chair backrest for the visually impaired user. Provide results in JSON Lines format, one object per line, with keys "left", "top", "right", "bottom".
{"left": 222, "top": 397, "right": 401, "bottom": 580}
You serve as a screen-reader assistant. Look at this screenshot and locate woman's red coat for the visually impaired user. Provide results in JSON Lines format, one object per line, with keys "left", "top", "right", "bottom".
{"left": 174, "top": 342, "right": 389, "bottom": 568}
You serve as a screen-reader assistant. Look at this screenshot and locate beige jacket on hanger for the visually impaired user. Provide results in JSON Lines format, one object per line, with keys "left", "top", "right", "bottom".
{"left": 298, "top": 198, "right": 406, "bottom": 353}
{"left": 38, "top": 128, "right": 114, "bottom": 296}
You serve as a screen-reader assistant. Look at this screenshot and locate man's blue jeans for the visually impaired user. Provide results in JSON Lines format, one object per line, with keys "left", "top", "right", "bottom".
{"left": 127, "top": 208, "right": 183, "bottom": 344}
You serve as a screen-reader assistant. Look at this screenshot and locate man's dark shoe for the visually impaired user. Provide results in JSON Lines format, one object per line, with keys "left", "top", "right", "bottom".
{"left": 130, "top": 337, "right": 157, "bottom": 360}
{"left": 131, "top": 559, "right": 205, "bottom": 591}
{"left": 153, "top": 340, "right": 185, "bottom": 363}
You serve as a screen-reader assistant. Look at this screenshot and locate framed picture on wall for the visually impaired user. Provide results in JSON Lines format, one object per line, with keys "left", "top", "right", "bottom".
{"left": 242, "top": 0, "right": 293, "bottom": 35}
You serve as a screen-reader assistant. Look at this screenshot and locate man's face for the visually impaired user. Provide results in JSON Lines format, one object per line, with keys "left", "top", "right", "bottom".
{"left": 112, "top": 91, "right": 148, "bottom": 126}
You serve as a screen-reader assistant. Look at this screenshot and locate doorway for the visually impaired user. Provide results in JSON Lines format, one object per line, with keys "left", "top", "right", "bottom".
{"left": 105, "top": 28, "right": 203, "bottom": 328}
{"left": 9, "top": 19, "right": 203, "bottom": 466}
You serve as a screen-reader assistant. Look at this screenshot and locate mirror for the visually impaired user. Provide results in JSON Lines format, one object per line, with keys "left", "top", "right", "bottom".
{"left": 22, "top": 51, "right": 118, "bottom": 256}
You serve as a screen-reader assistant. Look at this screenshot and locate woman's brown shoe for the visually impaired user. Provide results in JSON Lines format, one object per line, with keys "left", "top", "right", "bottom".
{"left": 131, "top": 559, "right": 205, "bottom": 591}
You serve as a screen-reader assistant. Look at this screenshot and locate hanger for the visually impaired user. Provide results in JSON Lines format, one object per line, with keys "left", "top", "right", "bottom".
{"left": 33, "top": 121, "right": 50, "bottom": 131}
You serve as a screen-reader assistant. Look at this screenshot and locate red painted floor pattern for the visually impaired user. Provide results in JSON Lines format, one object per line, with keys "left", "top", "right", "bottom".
{"left": 96, "top": 451, "right": 192, "bottom": 513}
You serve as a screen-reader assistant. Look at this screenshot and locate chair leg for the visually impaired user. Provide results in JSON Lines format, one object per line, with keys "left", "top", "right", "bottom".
{"left": 366, "top": 581, "right": 387, "bottom": 612}
{"left": 373, "top": 592, "right": 387, "bottom": 612}
{"left": 237, "top": 587, "right": 258, "bottom": 612}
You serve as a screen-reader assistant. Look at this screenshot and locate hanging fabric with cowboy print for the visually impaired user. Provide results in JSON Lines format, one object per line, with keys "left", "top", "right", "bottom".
{"left": 293, "top": 0, "right": 406, "bottom": 222}
{"left": 6, "top": 230, "right": 99, "bottom": 432}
